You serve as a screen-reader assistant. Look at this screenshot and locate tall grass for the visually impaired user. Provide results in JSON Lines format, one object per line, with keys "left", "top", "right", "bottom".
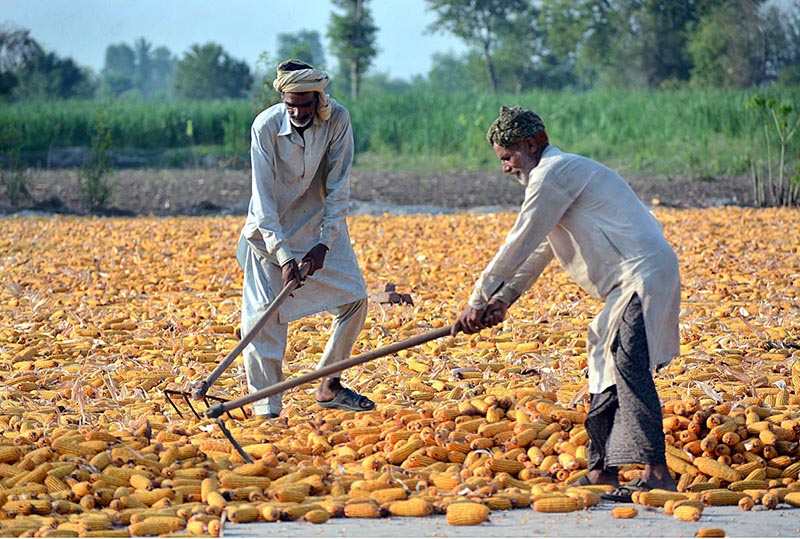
{"left": 1, "top": 87, "right": 798, "bottom": 176}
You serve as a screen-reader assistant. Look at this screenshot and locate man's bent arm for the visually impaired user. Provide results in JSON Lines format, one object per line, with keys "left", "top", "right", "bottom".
{"left": 469, "top": 182, "right": 569, "bottom": 309}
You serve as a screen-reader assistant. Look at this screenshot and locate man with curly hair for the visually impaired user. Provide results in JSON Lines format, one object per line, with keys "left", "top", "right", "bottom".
{"left": 453, "top": 105, "right": 681, "bottom": 500}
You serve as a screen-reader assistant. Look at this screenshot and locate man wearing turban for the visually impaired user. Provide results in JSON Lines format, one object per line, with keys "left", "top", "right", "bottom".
{"left": 453, "top": 106, "right": 681, "bottom": 500}
{"left": 237, "top": 59, "right": 373, "bottom": 418}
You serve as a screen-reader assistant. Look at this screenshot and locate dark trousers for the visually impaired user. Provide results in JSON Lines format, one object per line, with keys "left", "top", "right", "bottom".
{"left": 585, "top": 293, "right": 666, "bottom": 471}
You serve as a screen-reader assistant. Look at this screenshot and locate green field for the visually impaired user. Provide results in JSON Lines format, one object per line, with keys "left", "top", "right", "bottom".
{"left": 2, "top": 88, "right": 799, "bottom": 177}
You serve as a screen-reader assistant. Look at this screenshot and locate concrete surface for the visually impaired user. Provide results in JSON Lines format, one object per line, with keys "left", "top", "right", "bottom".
{"left": 223, "top": 503, "right": 800, "bottom": 538}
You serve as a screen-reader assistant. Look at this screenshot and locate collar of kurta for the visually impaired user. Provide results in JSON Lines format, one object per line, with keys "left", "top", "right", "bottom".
{"left": 278, "top": 108, "right": 322, "bottom": 138}
{"left": 520, "top": 145, "right": 559, "bottom": 186}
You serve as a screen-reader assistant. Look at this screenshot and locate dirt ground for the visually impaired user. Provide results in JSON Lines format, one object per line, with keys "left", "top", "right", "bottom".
{"left": 1, "top": 168, "right": 755, "bottom": 216}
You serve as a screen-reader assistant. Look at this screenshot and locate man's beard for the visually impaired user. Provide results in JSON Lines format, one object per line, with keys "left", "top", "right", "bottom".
{"left": 290, "top": 115, "right": 313, "bottom": 128}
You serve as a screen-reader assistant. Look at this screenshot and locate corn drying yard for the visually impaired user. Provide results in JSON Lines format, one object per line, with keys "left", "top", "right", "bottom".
{"left": 0, "top": 206, "right": 799, "bottom": 537}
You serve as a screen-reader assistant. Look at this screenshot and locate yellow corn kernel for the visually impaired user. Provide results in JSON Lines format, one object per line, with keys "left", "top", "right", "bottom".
{"left": 611, "top": 506, "right": 638, "bottom": 518}
{"left": 532, "top": 495, "right": 580, "bottom": 513}
{"left": 388, "top": 498, "right": 434, "bottom": 517}
{"left": 445, "top": 501, "right": 490, "bottom": 525}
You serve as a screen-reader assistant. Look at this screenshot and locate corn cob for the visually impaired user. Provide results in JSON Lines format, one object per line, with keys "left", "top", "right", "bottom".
{"left": 673, "top": 504, "right": 702, "bottom": 521}
{"left": 205, "top": 490, "right": 228, "bottom": 508}
{"left": 738, "top": 496, "right": 755, "bottom": 510}
{"left": 728, "top": 479, "right": 769, "bottom": 491}
{"left": 303, "top": 509, "right": 331, "bottom": 524}
{"left": 783, "top": 492, "right": 800, "bottom": 507}
{"left": 219, "top": 472, "right": 272, "bottom": 490}
{"left": 693, "top": 457, "right": 742, "bottom": 483}
{"left": 370, "top": 487, "right": 407, "bottom": 504}
{"left": 611, "top": 506, "right": 638, "bottom": 518}
{"left": 700, "top": 489, "right": 744, "bottom": 506}
{"left": 445, "top": 501, "right": 490, "bottom": 525}
{"left": 226, "top": 503, "right": 260, "bottom": 523}
{"left": 532, "top": 495, "right": 580, "bottom": 513}
{"left": 387, "top": 439, "right": 423, "bottom": 465}
{"left": 344, "top": 500, "right": 382, "bottom": 518}
{"left": 0, "top": 446, "right": 21, "bottom": 463}
{"left": 761, "top": 492, "right": 780, "bottom": 509}
{"left": 695, "top": 528, "right": 726, "bottom": 537}
{"left": 637, "top": 490, "right": 687, "bottom": 507}
{"left": 487, "top": 458, "right": 525, "bottom": 475}
{"left": 128, "top": 516, "right": 185, "bottom": 536}
{"left": 388, "top": 498, "right": 434, "bottom": 517}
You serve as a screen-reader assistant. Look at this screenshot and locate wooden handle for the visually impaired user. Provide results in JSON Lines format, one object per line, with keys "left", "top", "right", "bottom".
{"left": 205, "top": 324, "right": 454, "bottom": 418}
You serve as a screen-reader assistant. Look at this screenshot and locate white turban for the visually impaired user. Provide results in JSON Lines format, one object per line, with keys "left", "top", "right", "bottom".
{"left": 273, "top": 64, "right": 332, "bottom": 121}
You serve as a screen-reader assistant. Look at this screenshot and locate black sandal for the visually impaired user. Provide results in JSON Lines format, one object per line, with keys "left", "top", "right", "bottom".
{"left": 600, "top": 479, "right": 654, "bottom": 503}
{"left": 316, "top": 387, "right": 375, "bottom": 412}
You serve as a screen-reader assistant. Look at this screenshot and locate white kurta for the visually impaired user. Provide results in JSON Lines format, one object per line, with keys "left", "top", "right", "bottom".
{"left": 240, "top": 98, "right": 366, "bottom": 323}
{"left": 468, "top": 146, "right": 681, "bottom": 393}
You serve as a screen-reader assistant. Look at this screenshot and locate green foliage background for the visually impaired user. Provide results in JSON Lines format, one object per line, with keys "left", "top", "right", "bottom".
{"left": 2, "top": 87, "right": 799, "bottom": 177}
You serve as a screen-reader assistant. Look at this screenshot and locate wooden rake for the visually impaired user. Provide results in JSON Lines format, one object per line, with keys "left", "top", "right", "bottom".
{"left": 164, "top": 262, "right": 311, "bottom": 421}
{"left": 205, "top": 324, "right": 456, "bottom": 463}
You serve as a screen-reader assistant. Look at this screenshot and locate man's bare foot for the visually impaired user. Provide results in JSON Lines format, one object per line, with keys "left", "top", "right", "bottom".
{"left": 315, "top": 376, "right": 343, "bottom": 402}
{"left": 641, "top": 464, "right": 677, "bottom": 491}
{"left": 569, "top": 468, "right": 620, "bottom": 487}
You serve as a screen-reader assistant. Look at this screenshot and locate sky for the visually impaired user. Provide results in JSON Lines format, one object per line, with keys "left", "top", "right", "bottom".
{"left": 1, "top": 0, "right": 468, "bottom": 80}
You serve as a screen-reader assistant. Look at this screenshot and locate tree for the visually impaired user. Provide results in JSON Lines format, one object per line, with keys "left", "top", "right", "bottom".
{"left": 13, "top": 49, "right": 95, "bottom": 100}
{"left": 101, "top": 43, "right": 136, "bottom": 96}
{"left": 174, "top": 42, "right": 252, "bottom": 100}
{"left": 277, "top": 30, "right": 326, "bottom": 69}
{"left": 425, "top": 0, "right": 528, "bottom": 93}
{"left": 0, "top": 23, "right": 40, "bottom": 98}
{"left": 427, "top": 51, "right": 484, "bottom": 92}
{"left": 101, "top": 39, "right": 175, "bottom": 99}
{"left": 539, "top": 0, "right": 730, "bottom": 89}
{"left": 763, "top": 0, "right": 800, "bottom": 85}
{"left": 327, "top": 0, "right": 378, "bottom": 100}
{"left": 688, "top": 0, "right": 768, "bottom": 88}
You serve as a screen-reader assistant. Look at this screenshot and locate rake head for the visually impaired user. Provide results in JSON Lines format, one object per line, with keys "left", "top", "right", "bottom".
{"left": 163, "top": 389, "right": 249, "bottom": 422}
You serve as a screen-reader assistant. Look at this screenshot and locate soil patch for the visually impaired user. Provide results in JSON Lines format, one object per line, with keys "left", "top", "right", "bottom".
{"left": 1, "top": 168, "right": 754, "bottom": 216}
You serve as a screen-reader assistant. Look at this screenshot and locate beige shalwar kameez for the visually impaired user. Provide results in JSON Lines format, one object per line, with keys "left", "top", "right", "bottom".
{"left": 239, "top": 98, "right": 367, "bottom": 416}
{"left": 468, "top": 146, "right": 680, "bottom": 394}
